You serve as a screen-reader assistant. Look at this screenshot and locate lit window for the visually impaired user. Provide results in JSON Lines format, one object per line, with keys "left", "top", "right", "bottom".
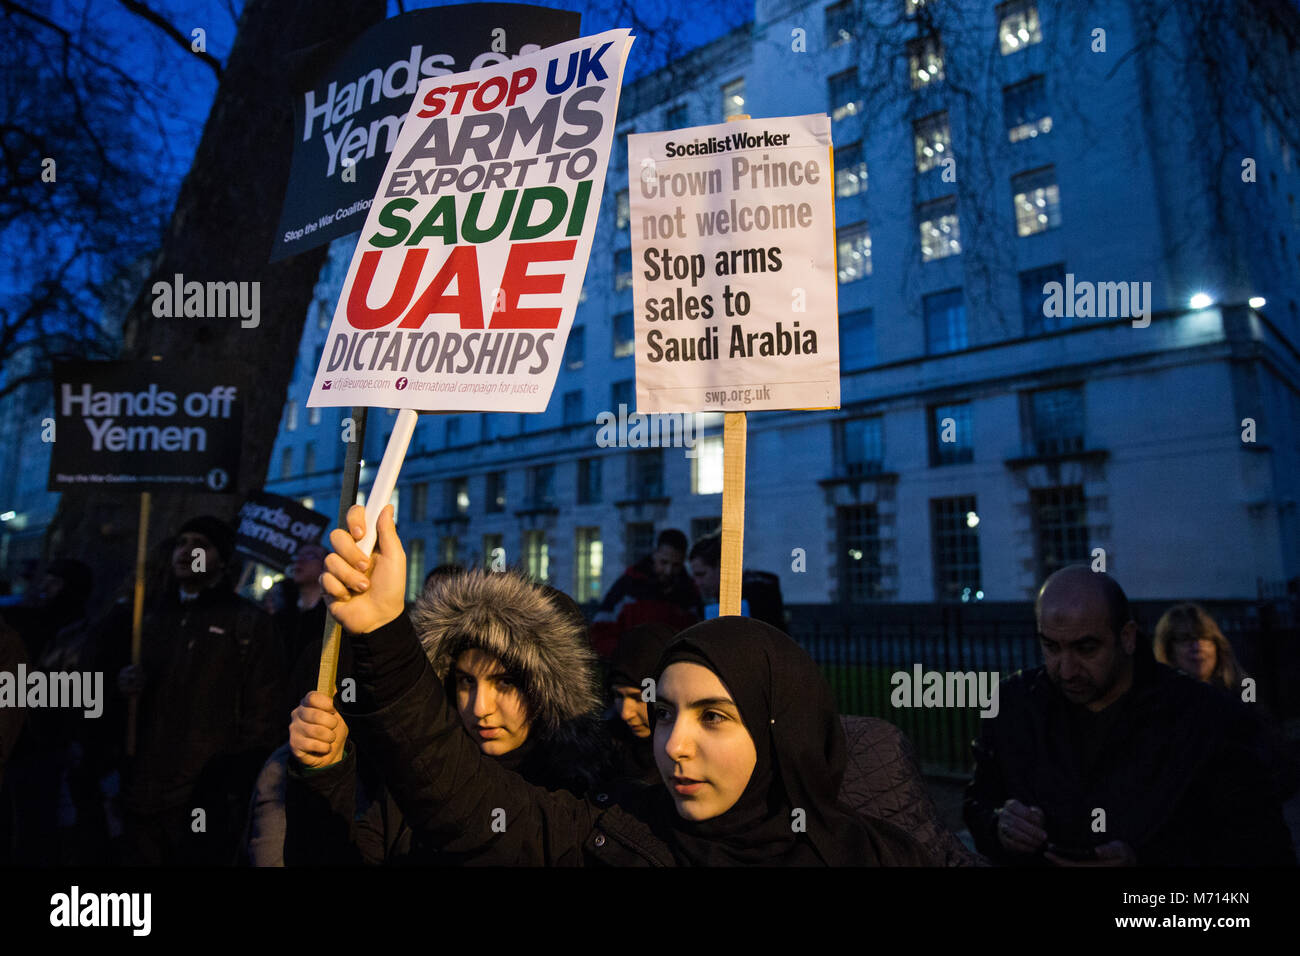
{"left": 613, "top": 311, "right": 635, "bottom": 358}
{"left": 614, "top": 249, "right": 633, "bottom": 291}
{"left": 482, "top": 534, "right": 503, "bottom": 571}
{"left": 1012, "top": 167, "right": 1061, "bottom": 236}
{"left": 722, "top": 79, "right": 745, "bottom": 120}
{"left": 575, "top": 527, "right": 603, "bottom": 602}
{"left": 913, "top": 112, "right": 951, "bottom": 173}
{"left": 692, "top": 435, "right": 724, "bottom": 495}
{"left": 1004, "top": 75, "right": 1052, "bottom": 142}
{"left": 837, "top": 222, "right": 872, "bottom": 283}
{"left": 998, "top": 0, "right": 1043, "bottom": 55}
{"left": 439, "top": 536, "right": 457, "bottom": 566}
{"left": 908, "top": 35, "right": 944, "bottom": 89}
{"left": 405, "top": 539, "right": 425, "bottom": 601}
{"left": 919, "top": 196, "right": 961, "bottom": 261}
{"left": 308, "top": 406, "right": 322, "bottom": 426}
{"left": 615, "top": 190, "right": 630, "bottom": 231}
{"left": 286, "top": 403, "right": 298, "bottom": 431}
{"left": 834, "top": 142, "right": 868, "bottom": 197}
{"left": 829, "top": 68, "right": 862, "bottom": 122}
{"left": 924, "top": 288, "right": 967, "bottom": 354}
{"left": 524, "top": 530, "right": 549, "bottom": 582}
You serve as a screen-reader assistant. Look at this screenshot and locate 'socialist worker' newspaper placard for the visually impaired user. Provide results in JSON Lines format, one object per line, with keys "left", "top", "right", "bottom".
{"left": 627, "top": 115, "right": 840, "bottom": 413}
{"left": 307, "top": 29, "right": 634, "bottom": 413}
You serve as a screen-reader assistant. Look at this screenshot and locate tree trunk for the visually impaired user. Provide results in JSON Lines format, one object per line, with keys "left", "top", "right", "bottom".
{"left": 47, "top": 0, "right": 385, "bottom": 604}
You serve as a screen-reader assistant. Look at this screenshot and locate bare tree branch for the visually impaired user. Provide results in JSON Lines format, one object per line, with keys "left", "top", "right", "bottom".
{"left": 114, "top": 0, "right": 224, "bottom": 79}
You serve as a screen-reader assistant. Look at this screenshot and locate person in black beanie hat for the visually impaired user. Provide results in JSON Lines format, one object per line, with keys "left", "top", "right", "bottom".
{"left": 115, "top": 513, "right": 285, "bottom": 865}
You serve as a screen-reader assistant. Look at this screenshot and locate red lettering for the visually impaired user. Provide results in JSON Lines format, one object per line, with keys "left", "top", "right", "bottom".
{"left": 492, "top": 240, "right": 575, "bottom": 329}
{"left": 398, "top": 245, "right": 484, "bottom": 330}
{"left": 447, "top": 82, "right": 477, "bottom": 114}
{"left": 507, "top": 68, "right": 535, "bottom": 106}
{"left": 416, "top": 86, "right": 449, "bottom": 118}
{"left": 347, "top": 249, "right": 428, "bottom": 330}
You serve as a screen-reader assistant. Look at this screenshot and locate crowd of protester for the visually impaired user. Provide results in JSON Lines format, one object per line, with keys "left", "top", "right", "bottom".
{"left": 0, "top": 508, "right": 1295, "bottom": 866}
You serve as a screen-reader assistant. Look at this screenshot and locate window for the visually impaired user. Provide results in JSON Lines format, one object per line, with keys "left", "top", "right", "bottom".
{"left": 1031, "top": 486, "right": 1089, "bottom": 581}
{"left": 1020, "top": 263, "right": 1067, "bottom": 335}
{"left": 406, "top": 539, "right": 426, "bottom": 601}
{"left": 308, "top": 406, "right": 321, "bottom": 426}
{"left": 565, "top": 327, "right": 584, "bottom": 370}
{"left": 279, "top": 446, "right": 292, "bottom": 479}
{"left": 932, "top": 496, "right": 981, "bottom": 602}
{"left": 929, "top": 402, "right": 974, "bottom": 466}
{"left": 998, "top": 0, "right": 1043, "bottom": 55}
{"left": 613, "top": 311, "right": 635, "bottom": 358}
{"left": 1012, "top": 167, "right": 1062, "bottom": 236}
{"left": 837, "top": 416, "right": 884, "bottom": 476}
{"left": 1004, "top": 75, "right": 1052, "bottom": 142}
{"left": 439, "top": 536, "right": 457, "bottom": 566}
{"left": 524, "top": 530, "right": 549, "bottom": 582}
{"left": 666, "top": 103, "right": 689, "bottom": 129}
{"left": 530, "top": 464, "right": 556, "bottom": 508}
{"left": 913, "top": 112, "right": 951, "bottom": 173}
{"left": 485, "top": 472, "right": 505, "bottom": 513}
{"left": 626, "top": 522, "right": 655, "bottom": 565}
{"left": 630, "top": 450, "right": 664, "bottom": 499}
{"left": 578, "top": 457, "right": 602, "bottom": 504}
{"left": 444, "top": 477, "right": 469, "bottom": 516}
{"left": 303, "top": 441, "right": 316, "bottom": 473}
{"left": 908, "top": 35, "right": 944, "bottom": 89}
{"left": 563, "top": 390, "right": 583, "bottom": 425}
{"left": 919, "top": 196, "right": 961, "bottom": 261}
{"left": 1029, "top": 386, "right": 1084, "bottom": 456}
{"left": 829, "top": 68, "right": 862, "bottom": 121}
{"left": 575, "top": 527, "right": 603, "bottom": 602}
{"left": 722, "top": 79, "right": 745, "bottom": 120}
{"left": 482, "top": 533, "right": 503, "bottom": 571}
{"left": 445, "top": 417, "right": 460, "bottom": 446}
{"left": 826, "top": 0, "right": 854, "bottom": 45}
{"left": 691, "top": 517, "right": 722, "bottom": 542}
{"left": 410, "top": 482, "right": 428, "bottom": 521}
{"left": 837, "top": 222, "right": 872, "bottom": 283}
{"left": 286, "top": 403, "right": 298, "bottom": 431}
{"left": 614, "top": 128, "right": 629, "bottom": 169}
{"left": 840, "top": 308, "right": 875, "bottom": 369}
{"left": 924, "top": 289, "right": 968, "bottom": 354}
{"left": 615, "top": 190, "right": 630, "bottom": 230}
{"left": 837, "top": 505, "right": 884, "bottom": 602}
{"left": 614, "top": 249, "right": 632, "bottom": 291}
{"left": 692, "top": 435, "right": 724, "bottom": 494}
{"left": 834, "top": 142, "right": 868, "bottom": 197}
{"left": 612, "top": 379, "right": 634, "bottom": 413}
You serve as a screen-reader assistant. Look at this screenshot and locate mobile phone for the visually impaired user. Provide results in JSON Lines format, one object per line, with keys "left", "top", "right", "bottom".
{"left": 1045, "top": 842, "right": 1097, "bottom": 861}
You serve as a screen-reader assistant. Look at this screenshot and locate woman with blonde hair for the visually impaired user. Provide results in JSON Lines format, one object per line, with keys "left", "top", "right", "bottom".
{"left": 1153, "top": 603, "right": 1246, "bottom": 692}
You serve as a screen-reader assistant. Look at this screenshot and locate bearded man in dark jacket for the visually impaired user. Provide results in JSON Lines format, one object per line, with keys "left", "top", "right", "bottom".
{"left": 590, "top": 529, "right": 700, "bottom": 659}
{"left": 117, "top": 516, "right": 285, "bottom": 865}
{"left": 964, "top": 565, "right": 1294, "bottom": 867}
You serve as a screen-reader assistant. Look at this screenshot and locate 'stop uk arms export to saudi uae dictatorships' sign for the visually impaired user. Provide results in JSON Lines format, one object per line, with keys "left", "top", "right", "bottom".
{"left": 306, "top": 29, "right": 634, "bottom": 413}
{"left": 627, "top": 115, "right": 840, "bottom": 414}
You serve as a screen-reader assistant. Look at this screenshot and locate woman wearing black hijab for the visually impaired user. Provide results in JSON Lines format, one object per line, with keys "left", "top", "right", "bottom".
{"left": 292, "top": 505, "right": 929, "bottom": 866}
{"left": 605, "top": 622, "right": 678, "bottom": 786}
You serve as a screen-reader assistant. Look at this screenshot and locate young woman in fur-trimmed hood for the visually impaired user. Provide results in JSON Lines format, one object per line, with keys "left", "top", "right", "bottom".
{"left": 282, "top": 568, "right": 607, "bottom": 865}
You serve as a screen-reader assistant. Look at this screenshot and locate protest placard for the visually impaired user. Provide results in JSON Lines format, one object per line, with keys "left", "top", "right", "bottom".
{"left": 49, "top": 361, "right": 243, "bottom": 493}
{"left": 271, "top": 3, "right": 580, "bottom": 261}
{"left": 627, "top": 115, "right": 840, "bottom": 414}
{"left": 234, "top": 491, "right": 330, "bottom": 570}
{"left": 305, "top": 28, "right": 634, "bottom": 413}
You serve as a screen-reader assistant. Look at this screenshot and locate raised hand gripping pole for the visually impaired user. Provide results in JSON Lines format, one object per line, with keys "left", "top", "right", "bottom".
{"left": 317, "top": 407, "right": 419, "bottom": 696}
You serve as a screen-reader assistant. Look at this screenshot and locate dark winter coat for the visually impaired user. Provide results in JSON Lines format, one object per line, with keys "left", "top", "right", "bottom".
{"left": 963, "top": 649, "right": 1296, "bottom": 866}
{"left": 590, "top": 556, "right": 700, "bottom": 658}
{"left": 326, "top": 613, "right": 928, "bottom": 866}
{"left": 123, "top": 585, "right": 286, "bottom": 817}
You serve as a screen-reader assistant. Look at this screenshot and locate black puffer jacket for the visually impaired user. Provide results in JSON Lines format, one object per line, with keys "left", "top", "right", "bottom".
{"left": 963, "top": 650, "right": 1296, "bottom": 866}
{"left": 320, "top": 613, "right": 928, "bottom": 866}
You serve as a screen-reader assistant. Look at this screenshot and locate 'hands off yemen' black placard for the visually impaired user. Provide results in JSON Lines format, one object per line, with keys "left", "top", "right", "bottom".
{"left": 270, "top": 3, "right": 580, "bottom": 262}
{"left": 50, "top": 361, "right": 243, "bottom": 493}
{"left": 235, "top": 490, "right": 330, "bottom": 569}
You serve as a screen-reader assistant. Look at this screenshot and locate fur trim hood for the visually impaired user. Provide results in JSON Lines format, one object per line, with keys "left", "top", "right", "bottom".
{"left": 410, "top": 568, "right": 601, "bottom": 734}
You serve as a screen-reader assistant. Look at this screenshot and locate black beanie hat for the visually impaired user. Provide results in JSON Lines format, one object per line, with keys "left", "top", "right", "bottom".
{"left": 177, "top": 515, "right": 235, "bottom": 565}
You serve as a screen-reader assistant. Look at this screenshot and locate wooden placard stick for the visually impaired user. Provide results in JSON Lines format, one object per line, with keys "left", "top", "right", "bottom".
{"left": 125, "top": 490, "right": 151, "bottom": 757}
{"left": 315, "top": 406, "right": 367, "bottom": 698}
{"left": 316, "top": 407, "right": 419, "bottom": 696}
{"left": 718, "top": 112, "right": 751, "bottom": 618}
